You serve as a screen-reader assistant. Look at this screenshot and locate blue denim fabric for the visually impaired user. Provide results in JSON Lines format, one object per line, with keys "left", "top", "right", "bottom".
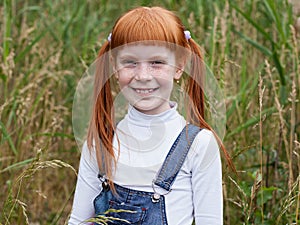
{"left": 93, "top": 125, "right": 201, "bottom": 225}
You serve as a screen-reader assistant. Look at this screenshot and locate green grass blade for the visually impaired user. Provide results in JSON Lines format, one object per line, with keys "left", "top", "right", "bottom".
{"left": 27, "top": 132, "right": 74, "bottom": 139}
{"left": 3, "top": 0, "right": 12, "bottom": 64}
{"left": 0, "top": 158, "right": 35, "bottom": 173}
{"left": 17, "top": 5, "right": 60, "bottom": 43}
{"left": 226, "top": 69, "right": 260, "bottom": 119}
{"left": 0, "top": 120, "right": 17, "bottom": 156}
{"left": 208, "top": 17, "right": 217, "bottom": 68}
{"left": 0, "top": 73, "right": 7, "bottom": 82}
{"left": 62, "top": 2, "right": 81, "bottom": 43}
{"left": 15, "top": 31, "right": 48, "bottom": 63}
{"left": 233, "top": 29, "right": 285, "bottom": 86}
{"left": 271, "top": 44, "right": 285, "bottom": 86}
{"left": 226, "top": 107, "right": 277, "bottom": 138}
{"left": 230, "top": 2, "right": 274, "bottom": 44}
{"left": 263, "top": 0, "right": 286, "bottom": 42}
{"left": 233, "top": 29, "right": 272, "bottom": 56}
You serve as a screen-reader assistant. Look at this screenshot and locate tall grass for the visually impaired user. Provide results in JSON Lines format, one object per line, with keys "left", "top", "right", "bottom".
{"left": 0, "top": 0, "right": 299, "bottom": 224}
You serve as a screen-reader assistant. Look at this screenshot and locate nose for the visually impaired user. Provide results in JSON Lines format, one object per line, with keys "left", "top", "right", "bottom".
{"left": 134, "top": 62, "right": 153, "bottom": 81}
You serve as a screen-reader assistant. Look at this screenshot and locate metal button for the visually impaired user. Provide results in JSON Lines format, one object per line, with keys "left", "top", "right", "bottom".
{"left": 102, "top": 181, "right": 110, "bottom": 191}
{"left": 151, "top": 193, "right": 160, "bottom": 203}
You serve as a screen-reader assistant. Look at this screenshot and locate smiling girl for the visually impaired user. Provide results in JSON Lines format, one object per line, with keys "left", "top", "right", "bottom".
{"left": 69, "top": 6, "right": 233, "bottom": 225}
{"left": 115, "top": 44, "right": 180, "bottom": 115}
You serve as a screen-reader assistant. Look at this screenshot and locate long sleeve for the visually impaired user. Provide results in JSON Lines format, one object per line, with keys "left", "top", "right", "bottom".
{"left": 68, "top": 142, "right": 101, "bottom": 225}
{"left": 191, "top": 130, "right": 223, "bottom": 225}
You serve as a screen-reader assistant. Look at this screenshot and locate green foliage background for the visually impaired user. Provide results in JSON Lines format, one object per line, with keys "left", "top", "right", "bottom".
{"left": 0, "top": 0, "right": 299, "bottom": 224}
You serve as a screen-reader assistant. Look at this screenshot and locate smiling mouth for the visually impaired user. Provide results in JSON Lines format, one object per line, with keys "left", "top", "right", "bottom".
{"left": 132, "top": 88, "right": 159, "bottom": 94}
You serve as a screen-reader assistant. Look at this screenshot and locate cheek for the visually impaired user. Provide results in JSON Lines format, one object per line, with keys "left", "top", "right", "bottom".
{"left": 117, "top": 70, "right": 133, "bottom": 88}
{"left": 162, "top": 79, "right": 174, "bottom": 90}
{"left": 156, "top": 68, "right": 176, "bottom": 83}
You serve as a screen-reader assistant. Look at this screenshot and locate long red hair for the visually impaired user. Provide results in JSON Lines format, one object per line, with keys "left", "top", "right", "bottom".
{"left": 87, "top": 7, "right": 235, "bottom": 186}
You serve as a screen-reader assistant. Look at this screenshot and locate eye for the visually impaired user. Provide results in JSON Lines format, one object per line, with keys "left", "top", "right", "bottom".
{"left": 150, "top": 60, "right": 166, "bottom": 66}
{"left": 121, "top": 60, "right": 137, "bottom": 68}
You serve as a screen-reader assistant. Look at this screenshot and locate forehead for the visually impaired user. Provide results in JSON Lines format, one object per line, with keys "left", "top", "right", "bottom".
{"left": 116, "top": 44, "right": 175, "bottom": 61}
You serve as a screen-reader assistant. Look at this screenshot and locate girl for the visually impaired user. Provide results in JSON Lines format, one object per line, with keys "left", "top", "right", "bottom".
{"left": 69, "top": 6, "right": 233, "bottom": 225}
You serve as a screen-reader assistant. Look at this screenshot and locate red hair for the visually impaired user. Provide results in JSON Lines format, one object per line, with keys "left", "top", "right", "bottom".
{"left": 87, "top": 7, "right": 235, "bottom": 187}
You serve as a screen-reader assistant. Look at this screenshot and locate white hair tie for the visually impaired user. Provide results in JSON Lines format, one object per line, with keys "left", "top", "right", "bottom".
{"left": 184, "top": 30, "right": 191, "bottom": 41}
{"left": 107, "top": 33, "right": 112, "bottom": 42}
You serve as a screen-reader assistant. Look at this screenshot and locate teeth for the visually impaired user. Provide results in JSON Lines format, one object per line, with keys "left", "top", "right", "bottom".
{"left": 134, "top": 88, "right": 156, "bottom": 94}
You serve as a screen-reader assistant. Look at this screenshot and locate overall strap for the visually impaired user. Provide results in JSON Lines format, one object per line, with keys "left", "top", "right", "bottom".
{"left": 154, "top": 124, "right": 201, "bottom": 191}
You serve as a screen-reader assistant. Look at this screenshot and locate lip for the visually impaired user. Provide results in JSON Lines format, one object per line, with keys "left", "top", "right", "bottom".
{"left": 131, "top": 87, "right": 159, "bottom": 95}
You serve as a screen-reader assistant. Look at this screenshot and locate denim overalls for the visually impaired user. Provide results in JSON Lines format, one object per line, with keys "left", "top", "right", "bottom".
{"left": 94, "top": 125, "right": 201, "bottom": 225}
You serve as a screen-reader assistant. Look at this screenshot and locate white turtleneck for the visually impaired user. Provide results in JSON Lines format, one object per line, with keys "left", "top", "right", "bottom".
{"left": 69, "top": 103, "right": 223, "bottom": 225}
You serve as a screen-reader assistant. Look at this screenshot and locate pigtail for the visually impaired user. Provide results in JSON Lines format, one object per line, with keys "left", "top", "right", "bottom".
{"left": 187, "top": 39, "right": 236, "bottom": 172}
{"left": 186, "top": 39, "right": 205, "bottom": 123}
{"left": 87, "top": 41, "right": 117, "bottom": 187}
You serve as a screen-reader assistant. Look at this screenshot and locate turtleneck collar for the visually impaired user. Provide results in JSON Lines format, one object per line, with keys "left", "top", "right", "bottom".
{"left": 125, "top": 101, "right": 179, "bottom": 126}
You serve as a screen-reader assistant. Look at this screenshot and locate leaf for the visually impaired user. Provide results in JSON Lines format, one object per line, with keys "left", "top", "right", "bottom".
{"left": 233, "top": 29, "right": 272, "bottom": 57}
{"left": 0, "top": 158, "right": 35, "bottom": 173}
{"left": 226, "top": 107, "right": 277, "bottom": 138}
{"left": 263, "top": 0, "right": 286, "bottom": 42}
{"left": 0, "top": 74, "right": 7, "bottom": 82}
{"left": 257, "top": 186, "right": 278, "bottom": 205}
{"left": 3, "top": 0, "right": 12, "bottom": 63}
{"left": 0, "top": 120, "right": 17, "bottom": 156}
{"left": 15, "top": 31, "right": 48, "bottom": 63}
{"left": 230, "top": 2, "right": 275, "bottom": 44}
{"left": 271, "top": 44, "right": 285, "bottom": 86}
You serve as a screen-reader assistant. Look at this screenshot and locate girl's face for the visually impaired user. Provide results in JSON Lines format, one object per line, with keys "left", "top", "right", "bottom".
{"left": 114, "top": 44, "right": 183, "bottom": 115}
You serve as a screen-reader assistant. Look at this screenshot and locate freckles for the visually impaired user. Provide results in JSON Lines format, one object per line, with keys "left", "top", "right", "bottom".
{"left": 158, "top": 68, "right": 175, "bottom": 80}
{"left": 118, "top": 71, "right": 134, "bottom": 86}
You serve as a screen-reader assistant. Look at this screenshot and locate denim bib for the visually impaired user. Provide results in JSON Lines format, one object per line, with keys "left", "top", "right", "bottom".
{"left": 93, "top": 124, "right": 201, "bottom": 225}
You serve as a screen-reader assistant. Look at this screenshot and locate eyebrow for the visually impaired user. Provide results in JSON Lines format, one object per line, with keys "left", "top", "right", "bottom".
{"left": 118, "top": 55, "right": 138, "bottom": 60}
{"left": 148, "top": 55, "right": 169, "bottom": 61}
{"left": 118, "top": 54, "right": 170, "bottom": 61}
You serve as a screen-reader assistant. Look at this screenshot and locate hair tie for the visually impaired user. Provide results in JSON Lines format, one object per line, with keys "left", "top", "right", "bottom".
{"left": 184, "top": 30, "right": 191, "bottom": 41}
{"left": 107, "top": 33, "right": 112, "bottom": 42}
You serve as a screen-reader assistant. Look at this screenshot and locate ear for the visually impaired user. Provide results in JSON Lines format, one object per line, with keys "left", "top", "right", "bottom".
{"left": 174, "top": 68, "right": 183, "bottom": 79}
{"left": 174, "top": 61, "right": 186, "bottom": 79}
{"left": 110, "top": 55, "right": 119, "bottom": 79}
